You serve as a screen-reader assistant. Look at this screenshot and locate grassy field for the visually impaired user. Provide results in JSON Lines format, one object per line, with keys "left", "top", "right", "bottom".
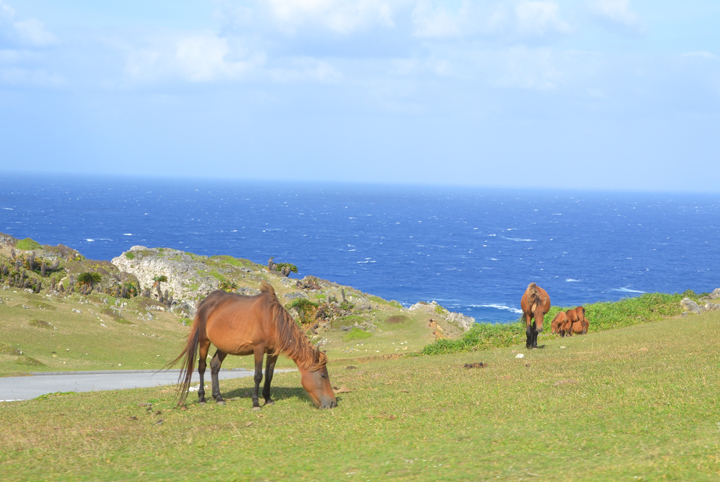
{"left": 1, "top": 309, "right": 718, "bottom": 481}
{"left": 0, "top": 286, "right": 443, "bottom": 375}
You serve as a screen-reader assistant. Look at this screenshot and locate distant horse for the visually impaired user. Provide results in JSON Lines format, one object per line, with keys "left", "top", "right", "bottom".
{"left": 170, "top": 281, "right": 337, "bottom": 410}
{"left": 520, "top": 283, "right": 551, "bottom": 349}
{"left": 564, "top": 306, "right": 586, "bottom": 337}
{"left": 571, "top": 318, "right": 589, "bottom": 335}
{"left": 551, "top": 311, "right": 569, "bottom": 337}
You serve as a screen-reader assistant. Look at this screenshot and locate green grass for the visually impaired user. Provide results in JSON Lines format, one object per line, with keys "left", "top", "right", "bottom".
{"left": 0, "top": 312, "right": 718, "bottom": 480}
{"left": 342, "top": 327, "right": 372, "bottom": 342}
{"left": 124, "top": 252, "right": 135, "bottom": 260}
{"left": 424, "top": 292, "right": 696, "bottom": 355}
{"left": 15, "top": 238, "right": 42, "bottom": 250}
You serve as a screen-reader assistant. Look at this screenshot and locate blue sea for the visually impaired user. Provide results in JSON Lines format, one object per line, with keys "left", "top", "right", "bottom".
{"left": 2, "top": 173, "right": 719, "bottom": 322}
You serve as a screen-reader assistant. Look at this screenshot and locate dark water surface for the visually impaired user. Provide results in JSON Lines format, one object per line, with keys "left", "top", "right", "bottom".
{"left": 2, "top": 174, "right": 719, "bottom": 322}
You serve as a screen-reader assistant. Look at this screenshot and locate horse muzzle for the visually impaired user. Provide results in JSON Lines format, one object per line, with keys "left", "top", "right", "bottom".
{"left": 320, "top": 398, "right": 337, "bottom": 409}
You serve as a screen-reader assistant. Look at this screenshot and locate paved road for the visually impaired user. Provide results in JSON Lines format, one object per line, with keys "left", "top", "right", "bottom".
{"left": 0, "top": 368, "right": 293, "bottom": 402}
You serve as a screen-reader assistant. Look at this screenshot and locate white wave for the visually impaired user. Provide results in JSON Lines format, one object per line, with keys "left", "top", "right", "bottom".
{"left": 356, "top": 260, "right": 376, "bottom": 264}
{"left": 490, "top": 258, "right": 498, "bottom": 261}
{"left": 611, "top": 287, "right": 646, "bottom": 294}
{"left": 86, "top": 239, "right": 94, "bottom": 242}
{"left": 566, "top": 279, "right": 581, "bottom": 282}
{"left": 2, "top": 207, "right": 12, "bottom": 210}
{"left": 470, "top": 304, "right": 523, "bottom": 314}
{"left": 501, "top": 237, "right": 536, "bottom": 242}
{"left": 123, "top": 233, "right": 132, "bottom": 236}
{"left": 552, "top": 213, "right": 562, "bottom": 216}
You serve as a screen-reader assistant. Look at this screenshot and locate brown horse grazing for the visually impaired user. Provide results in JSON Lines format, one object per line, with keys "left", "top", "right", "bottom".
{"left": 520, "top": 283, "right": 551, "bottom": 349}
{"left": 170, "top": 281, "right": 337, "bottom": 410}
{"left": 551, "top": 311, "right": 569, "bottom": 337}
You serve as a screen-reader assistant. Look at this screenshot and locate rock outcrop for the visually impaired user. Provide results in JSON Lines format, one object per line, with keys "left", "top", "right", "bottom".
{"left": 681, "top": 297, "right": 704, "bottom": 314}
{"left": 409, "top": 300, "right": 475, "bottom": 331}
{"left": 111, "top": 246, "right": 267, "bottom": 315}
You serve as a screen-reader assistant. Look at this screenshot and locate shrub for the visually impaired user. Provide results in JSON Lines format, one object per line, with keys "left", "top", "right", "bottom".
{"left": 16, "top": 238, "right": 41, "bottom": 251}
{"left": 287, "top": 298, "right": 318, "bottom": 325}
{"left": 275, "top": 263, "right": 298, "bottom": 274}
{"left": 29, "top": 319, "right": 54, "bottom": 329}
{"left": 77, "top": 272, "right": 102, "bottom": 286}
{"left": 125, "top": 252, "right": 135, "bottom": 260}
{"left": 16, "top": 355, "right": 44, "bottom": 366}
{"left": 343, "top": 327, "right": 372, "bottom": 342}
{"left": 385, "top": 315, "right": 409, "bottom": 324}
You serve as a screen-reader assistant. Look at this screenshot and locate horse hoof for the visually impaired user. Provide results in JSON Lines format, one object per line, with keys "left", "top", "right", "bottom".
{"left": 264, "top": 400, "right": 274, "bottom": 406}
{"left": 199, "top": 401, "right": 206, "bottom": 405}
{"left": 216, "top": 400, "right": 226, "bottom": 406}
{"left": 252, "top": 406, "right": 261, "bottom": 412}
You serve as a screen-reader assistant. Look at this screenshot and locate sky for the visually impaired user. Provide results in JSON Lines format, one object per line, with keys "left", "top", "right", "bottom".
{"left": 0, "top": 0, "right": 718, "bottom": 191}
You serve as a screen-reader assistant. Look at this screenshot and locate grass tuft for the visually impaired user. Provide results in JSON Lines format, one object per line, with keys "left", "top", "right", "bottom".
{"left": 342, "top": 327, "right": 372, "bottom": 342}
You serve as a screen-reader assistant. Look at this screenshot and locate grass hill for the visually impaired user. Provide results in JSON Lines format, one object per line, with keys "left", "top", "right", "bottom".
{"left": 0, "top": 309, "right": 718, "bottom": 480}
{"left": 0, "top": 234, "right": 470, "bottom": 375}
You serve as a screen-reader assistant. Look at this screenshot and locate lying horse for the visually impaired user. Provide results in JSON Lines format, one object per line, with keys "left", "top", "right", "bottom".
{"left": 571, "top": 318, "right": 589, "bottom": 335}
{"left": 520, "top": 283, "right": 551, "bottom": 349}
{"left": 170, "top": 281, "right": 337, "bottom": 410}
{"left": 564, "top": 306, "right": 588, "bottom": 336}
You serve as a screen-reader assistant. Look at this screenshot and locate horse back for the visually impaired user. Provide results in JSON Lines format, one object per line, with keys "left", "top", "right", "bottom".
{"left": 202, "top": 290, "right": 278, "bottom": 356}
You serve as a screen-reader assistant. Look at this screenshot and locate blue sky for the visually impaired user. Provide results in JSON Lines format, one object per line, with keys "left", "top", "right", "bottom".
{"left": 1, "top": 0, "right": 718, "bottom": 191}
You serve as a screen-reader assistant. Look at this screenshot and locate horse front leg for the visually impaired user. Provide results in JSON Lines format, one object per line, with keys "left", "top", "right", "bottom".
{"left": 262, "top": 354, "right": 279, "bottom": 406}
{"left": 197, "top": 340, "right": 211, "bottom": 404}
{"left": 251, "top": 346, "right": 265, "bottom": 411}
{"left": 525, "top": 316, "right": 533, "bottom": 349}
{"left": 210, "top": 349, "right": 228, "bottom": 405}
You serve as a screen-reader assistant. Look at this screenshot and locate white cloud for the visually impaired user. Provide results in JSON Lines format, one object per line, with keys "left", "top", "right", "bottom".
{"left": 681, "top": 51, "right": 718, "bottom": 61}
{"left": 587, "top": 0, "right": 641, "bottom": 32}
{"left": 265, "top": 0, "right": 397, "bottom": 34}
{"left": 122, "top": 31, "right": 344, "bottom": 85}
{"left": 124, "top": 33, "right": 265, "bottom": 83}
{"left": 411, "top": 0, "right": 569, "bottom": 40}
{"left": 13, "top": 18, "right": 56, "bottom": 46}
{"left": 514, "top": 1, "right": 569, "bottom": 37}
{"left": 0, "top": 1, "right": 57, "bottom": 47}
{"left": 0, "top": 66, "right": 62, "bottom": 86}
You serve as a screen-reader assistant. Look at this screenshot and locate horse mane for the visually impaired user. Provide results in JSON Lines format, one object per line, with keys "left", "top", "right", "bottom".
{"left": 260, "top": 281, "right": 327, "bottom": 372}
{"left": 527, "top": 282, "right": 543, "bottom": 312}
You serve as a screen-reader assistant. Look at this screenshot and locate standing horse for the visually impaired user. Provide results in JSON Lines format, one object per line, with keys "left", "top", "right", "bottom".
{"left": 170, "top": 281, "right": 337, "bottom": 410}
{"left": 520, "top": 283, "right": 551, "bottom": 349}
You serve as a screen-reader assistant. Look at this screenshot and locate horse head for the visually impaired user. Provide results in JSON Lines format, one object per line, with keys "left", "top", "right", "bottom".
{"left": 299, "top": 350, "right": 337, "bottom": 409}
{"left": 532, "top": 301, "right": 547, "bottom": 333}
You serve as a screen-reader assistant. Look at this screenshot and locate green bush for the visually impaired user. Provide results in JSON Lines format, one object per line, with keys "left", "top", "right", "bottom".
{"left": 275, "top": 262, "right": 298, "bottom": 274}
{"left": 343, "top": 327, "right": 372, "bottom": 342}
{"left": 287, "top": 298, "right": 318, "bottom": 325}
{"left": 16, "top": 238, "right": 42, "bottom": 251}
{"left": 125, "top": 252, "right": 135, "bottom": 260}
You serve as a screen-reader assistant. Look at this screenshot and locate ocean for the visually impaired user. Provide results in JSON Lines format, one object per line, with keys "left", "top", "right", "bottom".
{"left": 2, "top": 173, "right": 719, "bottom": 322}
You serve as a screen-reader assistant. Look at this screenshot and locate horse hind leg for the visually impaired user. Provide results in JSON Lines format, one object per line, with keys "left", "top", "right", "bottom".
{"left": 210, "top": 349, "right": 228, "bottom": 405}
{"left": 251, "top": 345, "right": 265, "bottom": 411}
{"left": 197, "top": 339, "right": 211, "bottom": 404}
{"left": 262, "top": 354, "right": 279, "bottom": 406}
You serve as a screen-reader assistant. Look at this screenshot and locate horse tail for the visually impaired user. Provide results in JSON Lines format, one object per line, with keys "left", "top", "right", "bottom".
{"left": 167, "top": 309, "right": 205, "bottom": 406}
